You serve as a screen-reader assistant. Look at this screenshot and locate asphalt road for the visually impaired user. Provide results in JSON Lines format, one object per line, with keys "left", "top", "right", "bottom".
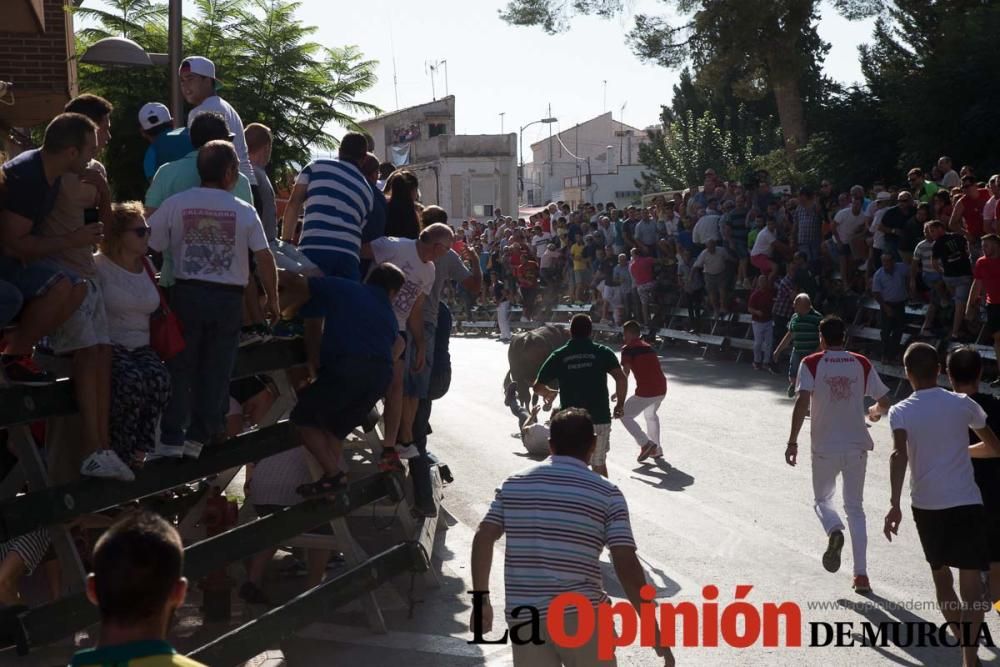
{"left": 285, "top": 335, "right": 1000, "bottom": 667}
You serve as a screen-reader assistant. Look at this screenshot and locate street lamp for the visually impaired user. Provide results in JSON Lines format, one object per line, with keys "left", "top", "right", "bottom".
{"left": 79, "top": 0, "right": 183, "bottom": 125}
{"left": 519, "top": 116, "right": 556, "bottom": 195}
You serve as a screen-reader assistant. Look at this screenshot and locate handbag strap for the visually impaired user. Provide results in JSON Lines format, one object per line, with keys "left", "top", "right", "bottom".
{"left": 141, "top": 257, "right": 170, "bottom": 313}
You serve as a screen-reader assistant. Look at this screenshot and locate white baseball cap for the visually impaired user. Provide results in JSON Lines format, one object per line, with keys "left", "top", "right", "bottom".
{"left": 179, "top": 55, "right": 218, "bottom": 80}
{"left": 138, "top": 102, "right": 172, "bottom": 131}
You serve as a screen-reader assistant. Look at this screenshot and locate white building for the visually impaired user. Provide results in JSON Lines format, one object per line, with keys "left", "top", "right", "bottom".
{"left": 359, "top": 96, "right": 518, "bottom": 223}
{"left": 522, "top": 112, "right": 649, "bottom": 208}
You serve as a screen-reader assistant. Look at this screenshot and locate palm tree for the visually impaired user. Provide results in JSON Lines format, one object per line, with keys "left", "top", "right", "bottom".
{"left": 75, "top": 0, "right": 167, "bottom": 42}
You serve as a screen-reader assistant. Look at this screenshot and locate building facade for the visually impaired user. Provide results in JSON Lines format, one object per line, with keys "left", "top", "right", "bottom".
{"left": 522, "top": 112, "right": 648, "bottom": 207}
{"left": 0, "top": 0, "right": 79, "bottom": 135}
{"left": 359, "top": 96, "right": 517, "bottom": 223}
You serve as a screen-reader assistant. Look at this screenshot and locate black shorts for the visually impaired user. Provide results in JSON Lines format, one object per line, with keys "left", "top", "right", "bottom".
{"left": 974, "top": 459, "right": 1000, "bottom": 562}
{"left": 290, "top": 361, "right": 392, "bottom": 439}
{"left": 912, "top": 504, "right": 989, "bottom": 571}
{"left": 987, "top": 304, "right": 1000, "bottom": 334}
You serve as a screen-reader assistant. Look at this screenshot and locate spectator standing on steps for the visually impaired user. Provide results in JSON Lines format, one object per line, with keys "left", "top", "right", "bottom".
{"left": 533, "top": 314, "right": 627, "bottom": 478}
{"left": 148, "top": 141, "right": 277, "bottom": 461}
{"left": 872, "top": 252, "right": 910, "bottom": 364}
{"left": 179, "top": 56, "right": 256, "bottom": 188}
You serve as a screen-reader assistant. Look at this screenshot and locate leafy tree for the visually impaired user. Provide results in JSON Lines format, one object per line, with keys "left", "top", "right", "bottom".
{"left": 75, "top": 0, "right": 167, "bottom": 41}
{"left": 638, "top": 109, "right": 766, "bottom": 191}
{"left": 75, "top": 0, "right": 379, "bottom": 199}
{"left": 860, "top": 0, "right": 1000, "bottom": 175}
{"left": 500, "top": 0, "right": 848, "bottom": 156}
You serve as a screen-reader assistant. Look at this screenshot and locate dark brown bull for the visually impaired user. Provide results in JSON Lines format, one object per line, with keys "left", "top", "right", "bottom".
{"left": 503, "top": 324, "right": 570, "bottom": 408}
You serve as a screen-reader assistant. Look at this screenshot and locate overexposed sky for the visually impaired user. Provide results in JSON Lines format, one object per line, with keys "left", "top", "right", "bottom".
{"left": 84, "top": 0, "right": 876, "bottom": 147}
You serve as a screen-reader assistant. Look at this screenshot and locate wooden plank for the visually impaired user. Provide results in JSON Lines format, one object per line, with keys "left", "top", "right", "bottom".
{"left": 0, "top": 422, "right": 298, "bottom": 542}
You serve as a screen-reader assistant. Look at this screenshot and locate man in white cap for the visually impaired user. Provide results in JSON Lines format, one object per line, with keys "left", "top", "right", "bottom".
{"left": 138, "top": 102, "right": 192, "bottom": 181}
{"left": 178, "top": 55, "right": 256, "bottom": 187}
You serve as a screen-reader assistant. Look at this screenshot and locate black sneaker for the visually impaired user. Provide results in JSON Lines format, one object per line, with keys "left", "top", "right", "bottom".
{"left": 822, "top": 530, "right": 845, "bottom": 573}
{"left": 2, "top": 355, "right": 56, "bottom": 386}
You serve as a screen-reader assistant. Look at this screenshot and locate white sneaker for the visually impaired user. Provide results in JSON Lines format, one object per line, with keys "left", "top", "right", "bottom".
{"left": 397, "top": 443, "right": 420, "bottom": 460}
{"left": 103, "top": 450, "right": 136, "bottom": 481}
{"left": 80, "top": 451, "right": 134, "bottom": 482}
{"left": 147, "top": 442, "right": 185, "bottom": 461}
{"left": 182, "top": 440, "right": 205, "bottom": 459}
{"left": 654, "top": 446, "right": 664, "bottom": 458}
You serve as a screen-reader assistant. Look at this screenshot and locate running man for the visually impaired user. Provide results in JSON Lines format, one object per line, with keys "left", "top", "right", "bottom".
{"left": 786, "top": 315, "right": 890, "bottom": 593}
{"left": 886, "top": 342, "right": 1000, "bottom": 667}
{"left": 946, "top": 346, "right": 1000, "bottom": 607}
{"left": 533, "top": 314, "right": 627, "bottom": 478}
{"left": 618, "top": 320, "right": 667, "bottom": 462}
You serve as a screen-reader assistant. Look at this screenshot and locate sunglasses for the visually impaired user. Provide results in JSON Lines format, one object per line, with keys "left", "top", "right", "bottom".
{"left": 128, "top": 226, "right": 151, "bottom": 238}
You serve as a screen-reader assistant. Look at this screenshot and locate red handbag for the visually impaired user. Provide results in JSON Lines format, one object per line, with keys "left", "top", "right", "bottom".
{"left": 142, "top": 258, "right": 185, "bottom": 361}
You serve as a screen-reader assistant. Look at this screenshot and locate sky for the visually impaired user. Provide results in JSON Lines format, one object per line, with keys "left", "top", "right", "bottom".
{"left": 84, "top": 0, "right": 877, "bottom": 153}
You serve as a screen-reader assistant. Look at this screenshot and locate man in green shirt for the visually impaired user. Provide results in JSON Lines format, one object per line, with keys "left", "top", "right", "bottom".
{"left": 773, "top": 293, "right": 822, "bottom": 397}
{"left": 533, "top": 315, "right": 628, "bottom": 477}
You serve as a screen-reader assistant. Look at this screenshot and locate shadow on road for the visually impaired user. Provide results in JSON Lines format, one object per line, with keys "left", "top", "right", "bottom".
{"left": 630, "top": 458, "right": 694, "bottom": 492}
{"left": 600, "top": 554, "right": 682, "bottom": 600}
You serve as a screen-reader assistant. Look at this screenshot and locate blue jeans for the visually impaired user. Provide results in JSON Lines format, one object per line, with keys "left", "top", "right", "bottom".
{"left": 160, "top": 282, "right": 243, "bottom": 446}
{"left": 789, "top": 349, "right": 805, "bottom": 382}
{"left": 410, "top": 303, "right": 453, "bottom": 512}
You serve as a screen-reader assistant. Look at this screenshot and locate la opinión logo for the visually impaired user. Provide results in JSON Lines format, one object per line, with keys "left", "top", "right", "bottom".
{"left": 468, "top": 584, "right": 802, "bottom": 659}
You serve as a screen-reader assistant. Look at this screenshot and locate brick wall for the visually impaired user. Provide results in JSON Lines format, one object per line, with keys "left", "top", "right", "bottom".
{"left": 0, "top": 0, "right": 77, "bottom": 127}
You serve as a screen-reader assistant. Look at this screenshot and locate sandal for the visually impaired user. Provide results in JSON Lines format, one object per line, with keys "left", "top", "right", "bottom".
{"left": 296, "top": 473, "right": 347, "bottom": 499}
{"left": 378, "top": 448, "right": 403, "bottom": 473}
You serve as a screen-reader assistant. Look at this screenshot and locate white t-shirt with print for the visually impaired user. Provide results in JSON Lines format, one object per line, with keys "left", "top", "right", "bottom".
{"left": 888, "top": 387, "right": 987, "bottom": 510}
{"left": 148, "top": 187, "right": 268, "bottom": 287}
{"left": 370, "top": 236, "right": 435, "bottom": 331}
{"left": 796, "top": 350, "right": 889, "bottom": 454}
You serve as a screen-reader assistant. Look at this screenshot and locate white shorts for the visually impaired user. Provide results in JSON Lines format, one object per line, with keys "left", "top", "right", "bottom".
{"left": 48, "top": 278, "right": 110, "bottom": 354}
{"left": 591, "top": 422, "right": 611, "bottom": 467}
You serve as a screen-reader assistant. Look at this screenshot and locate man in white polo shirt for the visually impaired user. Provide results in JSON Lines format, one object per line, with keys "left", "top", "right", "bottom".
{"left": 785, "top": 315, "right": 890, "bottom": 594}
{"left": 886, "top": 342, "right": 1000, "bottom": 667}
{"left": 179, "top": 55, "right": 256, "bottom": 187}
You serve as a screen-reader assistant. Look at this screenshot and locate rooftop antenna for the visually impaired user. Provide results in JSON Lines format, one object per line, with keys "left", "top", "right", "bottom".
{"left": 388, "top": 14, "right": 399, "bottom": 109}
{"left": 426, "top": 60, "right": 438, "bottom": 100}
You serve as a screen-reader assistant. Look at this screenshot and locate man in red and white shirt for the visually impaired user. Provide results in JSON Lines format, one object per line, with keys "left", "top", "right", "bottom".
{"left": 785, "top": 315, "right": 891, "bottom": 594}
{"left": 620, "top": 320, "right": 668, "bottom": 463}
{"left": 966, "top": 233, "right": 1000, "bottom": 385}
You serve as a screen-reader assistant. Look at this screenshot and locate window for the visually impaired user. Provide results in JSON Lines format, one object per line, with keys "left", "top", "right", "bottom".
{"left": 470, "top": 178, "right": 495, "bottom": 218}
{"left": 473, "top": 204, "right": 494, "bottom": 217}
{"left": 428, "top": 123, "right": 447, "bottom": 137}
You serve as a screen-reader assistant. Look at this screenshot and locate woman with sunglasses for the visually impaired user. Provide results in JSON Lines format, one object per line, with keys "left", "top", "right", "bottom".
{"left": 94, "top": 202, "right": 171, "bottom": 468}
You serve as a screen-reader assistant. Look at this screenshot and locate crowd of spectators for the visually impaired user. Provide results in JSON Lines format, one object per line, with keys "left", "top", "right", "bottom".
{"left": 0, "top": 53, "right": 480, "bottom": 623}
{"left": 448, "top": 162, "right": 1000, "bottom": 383}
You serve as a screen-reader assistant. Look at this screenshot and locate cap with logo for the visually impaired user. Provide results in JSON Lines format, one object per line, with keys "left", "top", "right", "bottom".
{"left": 138, "top": 102, "right": 172, "bottom": 131}
{"left": 179, "top": 56, "right": 219, "bottom": 82}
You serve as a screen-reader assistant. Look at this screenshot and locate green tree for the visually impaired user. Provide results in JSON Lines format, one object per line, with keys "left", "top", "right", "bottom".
{"left": 500, "top": 0, "right": 847, "bottom": 156}
{"left": 76, "top": 0, "right": 379, "bottom": 199}
{"left": 860, "top": 0, "right": 1000, "bottom": 175}
{"left": 74, "top": 0, "right": 167, "bottom": 41}
{"left": 638, "top": 109, "right": 765, "bottom": 191}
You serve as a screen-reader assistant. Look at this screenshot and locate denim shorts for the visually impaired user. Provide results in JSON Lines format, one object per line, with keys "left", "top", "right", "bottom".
{"left": 48, "top": 278, "right": 110, "bottom": 354}
{"left": 0, "top": 255, "right": 69, "bottom": 300}
{"left": 404, "top": 321, "right": 436, "bottom": 399}
{"left": 943, "top": 275, "right": 972, "bottom": 304}
{"left": 300, "top": 248, "right": 360, "bottom": 282}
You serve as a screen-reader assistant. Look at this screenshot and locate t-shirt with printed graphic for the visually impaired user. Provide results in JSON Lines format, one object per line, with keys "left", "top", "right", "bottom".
{"left": 796, "top": 350, "right": 889, "bottom": 454}
{"left": 369, "top": 236, "right": 435, "bottom": 331}
{"left": 148, "top": 187, "right": 268, "bottom": 287}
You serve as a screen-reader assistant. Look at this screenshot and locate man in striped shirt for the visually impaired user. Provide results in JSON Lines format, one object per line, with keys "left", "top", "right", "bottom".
{"left": 773, "top": 293, "right": 822, "bottom": 398}
{"left": 470, "top": 409, "right": 673, "bottom": 666}
{"left": 281, "top": 132, "right": 374, "bottom": 281}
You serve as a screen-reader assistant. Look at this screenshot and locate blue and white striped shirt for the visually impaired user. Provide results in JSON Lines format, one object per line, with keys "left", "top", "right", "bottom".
{"left": 296, "top": 158, "right": 374, "bottom": 262}
{"left": 483, "top": 455, "right": 636, "bottom": 623}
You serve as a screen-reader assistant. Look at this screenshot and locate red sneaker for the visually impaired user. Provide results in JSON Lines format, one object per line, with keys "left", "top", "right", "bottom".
{"left": 378, "top": 448, "right": 403, "bottom": 472}
{"left": 852, "top": 575, "right": 871, "bottom": 594}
